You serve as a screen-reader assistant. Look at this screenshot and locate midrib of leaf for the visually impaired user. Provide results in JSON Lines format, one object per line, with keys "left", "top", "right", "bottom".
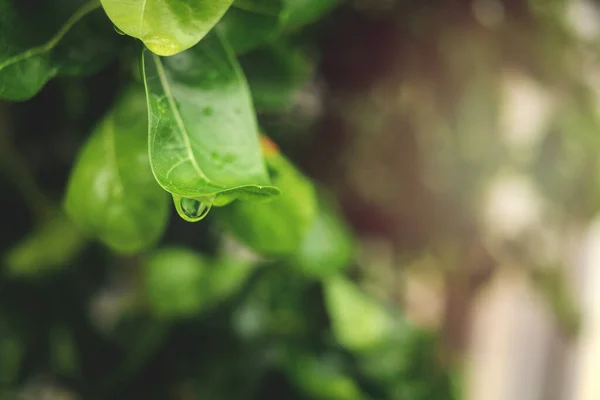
{"left": 0, "top": 0, "right": 101, "bottom": 71}
{"left": 139, "top": 0, "right": 147, "bottom": 37}
{"left": 152, "top": 53, "right": 210, "bottom": 183}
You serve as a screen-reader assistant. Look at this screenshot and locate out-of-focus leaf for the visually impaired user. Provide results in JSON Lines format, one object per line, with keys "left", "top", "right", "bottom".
{"left": 240, "top": 41, "right": 312, "bottom": 112}
{"left": 49, "top": 325, "right": 79, "bottom": 378}
{"left": 144, "top": 247, "right": 256, "bottom": 318}
{"left": 0, "top": 0, "right": 119, "bottom": 101}
{"left": 292, "top": 196, "right": 354, "bottom": 278}
{"left": 219, "top": 0, "right": 340, "bottom": 54}
{"left": 0, "top": 313, "right": 24, "bottom": 387}
{"left": 324, "top": 275, "right": 398, "bottom": 352}
{"left": 233, "top": 267, "right": 314, "bottom": 340}
{"left": 142, "top": 31, "right": 278, "bottom": 222}
{"left": 285, "top": 353, "right": 365, "bottom": 400}
{"left": 145, "top": 247, "right": 209, "bottom": 318}
{"left": 218, "top": 0, "right": 282, "bottom": 54}
{"left": 3, "top": 214, "right": 86, "bottom": 277}
{"left": 65, "top": 86, "right": 170, "bottom": 254}
{"left": 100, "top": 0, "right": 233, "bottom": 56}
{"left": 216, "top": 136, "right": 317, "bottom": 256}
{"left": 280, "top": 0, "right": 339, "bottom": 29}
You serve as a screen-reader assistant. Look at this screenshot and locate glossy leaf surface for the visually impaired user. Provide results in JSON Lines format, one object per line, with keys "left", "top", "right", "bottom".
{"left": 100, "top": 0, "right": 233, "bottom": 56}
{"left": 142, "top": 31, "right": 278, "bottom": 222}
{"left": 324, "top": 276, "right": 397, "bottom": 352}
{"left": 216, "top": 136, "right": 317, "bottom": 256}
{"left": 0, "top": 0, "right": 118, "bottom": 101}
{"left": 65, "top": 87, "right": 170, "bottom": 254}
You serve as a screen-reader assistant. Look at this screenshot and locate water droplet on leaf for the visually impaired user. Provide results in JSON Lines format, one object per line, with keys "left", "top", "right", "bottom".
{"left": 203, "top": 107, "right": 213, "bottom": 116}
{"left": 173, "top": 195, "right": 215, "bottom": 222}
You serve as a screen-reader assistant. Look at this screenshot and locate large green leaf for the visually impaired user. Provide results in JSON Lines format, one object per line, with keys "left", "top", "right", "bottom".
{"left": 219, "top": 0, "right": 339, "bottom": 54}
{"left": 216, "top": 136, "right": 317, "bottom": 256}
{"left": 65, "top": 86, "right": 170, "bottom": 254}
{"left": 0, "top": 0, "right": 119, "bottom": 101}
{"left": 142, "top": 31, "right": 278, "bottom": 222}
{"left": 240, "top": 41, "right": 312, "bottom": 112}
{"left": 100, "top": 0, "right": 234, "bottom": 56}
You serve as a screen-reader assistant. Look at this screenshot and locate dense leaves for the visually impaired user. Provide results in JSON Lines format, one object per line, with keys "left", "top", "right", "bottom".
{"left": 100, "top": 0, "right": 233, "bottom": 56}
{"left": 216, "top": 136, "right": 317, "bottom": 255}
{"left": 0, "top": 0, "right": 118, "bottom": 101}
{"left": 0, "top": 0, "right": 458, "bottom": 398}
{"left": 142, "top": 31, "right": 278, "bottom": 222}
{"left": 65, "top": 86, "right": 170, "bottom": 253}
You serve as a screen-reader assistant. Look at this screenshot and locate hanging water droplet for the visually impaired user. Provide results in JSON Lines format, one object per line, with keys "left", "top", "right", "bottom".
{"left": 113, "top": 25, "right": 126, "bottom": 35}
{"left": 173, "top": 195, "right": 215, "bottom": 222}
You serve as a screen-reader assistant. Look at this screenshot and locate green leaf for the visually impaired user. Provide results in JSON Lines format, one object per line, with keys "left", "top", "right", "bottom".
{"left": 65, "top": 86, "right": 170, "bottom": 254}
{"left": 100, "top": 0, "right": 234, "bottom": 56}
{"left": 0, "top": 0, "right": 119, "bottom": 101}
{"left": 219, "top": 0, "right": 339, "bottom": 54}
{"left": 280, "top": 0, "right": 340, "bottom": 29}
{"left": 285, "top": 353, "right": 366, "bottom": 400}
{"left": 142, "top": 31, "right": 278, "bottom": 222}
{"left": 3, "top": 214, "right": 86, "bottom": 278}
{"left": 240, "top": 41, "right": 312, "bottom": 112}
{"left": 216, "top": 136, "right": 317, "bottom": 256}
{"left": 324, "top": 275, "right": 399, "bottom": 352}
{"left": 218, "top": 0, "right": 282, "bottom": 54}
{"left": 144, "top": 247, "right": 255, "bottom": 318}
{"left": 0, "top": 314, "right": 24, "bottom": 387}
{"left": 292, "top": 196, "right": 354, "bottom": 279}
{"left": 145, "top": 247, "right": 209, "bottom": 318}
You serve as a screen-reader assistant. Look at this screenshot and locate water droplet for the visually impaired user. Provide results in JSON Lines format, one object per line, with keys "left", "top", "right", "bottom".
{"left": 203, "top": 107, "right": 213, "bottom": 116}
{"left": 113, "top": 25, "right": 126, "bottom": 35}
{"left": 174, "top": 195, "right": 215, "bottom": 222}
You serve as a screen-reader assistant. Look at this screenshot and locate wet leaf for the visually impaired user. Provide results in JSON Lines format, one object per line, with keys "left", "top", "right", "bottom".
{"left": 100, "top": 0, "right": 234, "bottom": 56}
{"left": 142, "top": 31, "right": 278, "bottom": 222}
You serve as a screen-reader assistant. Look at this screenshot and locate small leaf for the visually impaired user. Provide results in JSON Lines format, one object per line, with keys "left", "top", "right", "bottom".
{"left": 65, "top": 86, "right": 170, "bottom": 254}
{"left": 240, "top": 41, "right": 312, "bottom": 112}
{"left": 324, "top": 275, "right": 398, "bottom": 352}
{"left": 0, "top": 0, "right": 119, "bottom": 101}
{"left": 100, "top": 0, "right": 234, "bottom": 56}
{"left": 285, "top": 353, "right": 366, "bottom": 400}
{"left": 144, "top": 247, "right": 209, "bottom": 318}
{"left": 142, "top": 31, "right": 278, "bottom": 222}
{"left": 216, "top": 136, "right": 317, "bottom": 256}
{"left": 292, "top": 195, "right": 354, "bottom": 279}
{"left": 3, "top": 214, "right": 86, "bottom": 278}
{"left": 144, "top": 247, "right": 255, "bottom": 318}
